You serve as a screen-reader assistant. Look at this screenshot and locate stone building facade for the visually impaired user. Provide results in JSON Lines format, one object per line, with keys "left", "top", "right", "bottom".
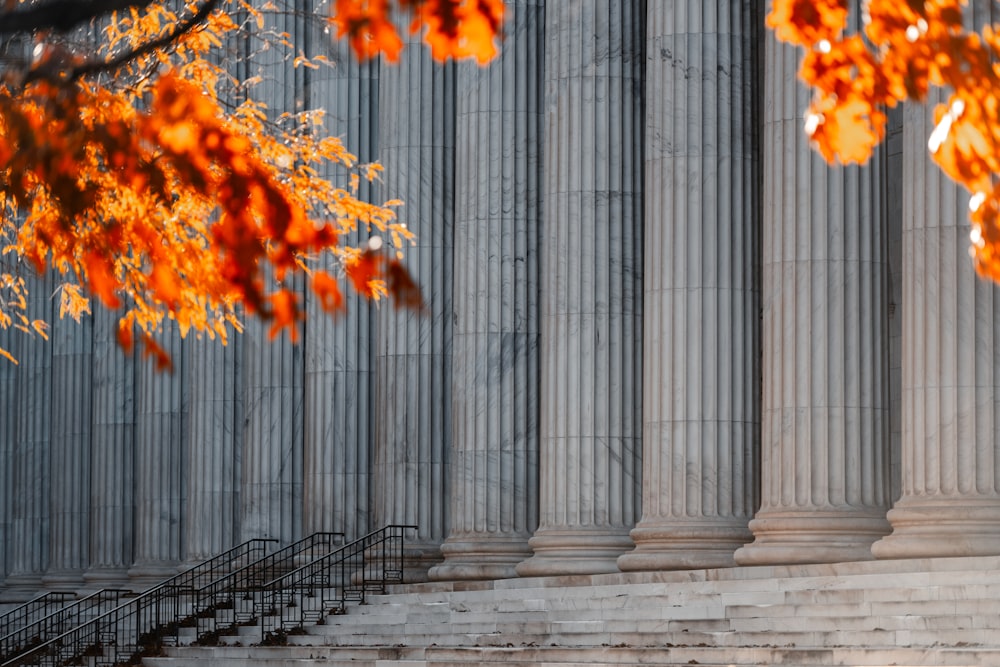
{"left": 2, "top": 0, "right": 999, "bottom": 600}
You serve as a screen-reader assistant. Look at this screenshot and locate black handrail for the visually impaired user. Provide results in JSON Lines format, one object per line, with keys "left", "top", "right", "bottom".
{"left": 1, "top": 538, "right": 275, "bottom": 667}
{"left": 188, "top": 532, "right": 344, "bottom": 634}
{"left": 252, "top": 525, "right": 415, "bottom": 639}
{"left": 0, "top": 589, "right": 129, "bottom": 663}
{"left": 0, "top": 592, "right": 76, "bottom": 639}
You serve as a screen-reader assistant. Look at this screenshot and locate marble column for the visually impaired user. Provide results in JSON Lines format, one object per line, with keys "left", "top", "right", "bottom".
{"left": 373, "top": 27, "right": 455, "bottom": 581}
{"left": 303, "top": 34, "right": 379, "bottom": 542}
{"left": 428, "top": 0, "right": 543, "bottom": 582}
{"left": 4, "top": 271, "right": 53, "bottom": 596}
{"left": 0, "top": 307, "right": 15, "bottom": 586}
{"left": 238, "top": 5, "right": 306, "bottom": 546}
{"left": 43, "top": 314, "right": 93, "bottom": 587}
{"left": 618, "top": 0, "right": 758, "bottom": 572}
{"left": 240, "top": 314, "right": 304, "bottom": 544}
{"left": 733, "top": 25, "right": 891, "bottom": 566}
{"left": 184, "top": 338, "right": 240, "bottom": 563}
{"left": 872, "top": 6, "right": 1000, "bottom": 556}
{"left": 85, "top": 309, "right": 135, "bottom": 587}
{"left": 129, "top": 328, "right": 186, "bottom": 587}
{"left": 516, "top": 0, "right": 645, "bottom": 577}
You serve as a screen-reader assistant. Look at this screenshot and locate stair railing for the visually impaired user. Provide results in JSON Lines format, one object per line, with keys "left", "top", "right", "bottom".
{"left": 186, "top": 532, "right": 344, "bottom": 640}
{"left": 1, "top": 538, "right": 275, "bottom": 667}
{"left": 253, "top": 525, "right": 416, "bottom": 639}
{"left": 0, "top": 589, "right": 129, "bottom": 663}
{"left": 0, "top": 592, "right": 76, "bottom": 639}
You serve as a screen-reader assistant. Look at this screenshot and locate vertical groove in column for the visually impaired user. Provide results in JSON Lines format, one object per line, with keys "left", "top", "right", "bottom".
{"left": 43, "top": 314, "right": 93, "bottom": 586}
{"left": 619, "top": 0, "right": 758, "bottom": 572}
{"left": 873, "top": 1, "right": 1000, "bottom": 557}
{"left": 428, "top": 0, "right": 542, "bottom": 582}
{"left": 239, "top": 5, "right": 306, "bottom": 545}
{"left": 5, "top": 271, "right": 53, "bottom": 595}
{"left": 184, "top": 338, "right": 240, "bottom": 562}
{"left": 129, "top": 328, "right": 186, "bottom": 586}
{"left": 374, "top": 21, "right": 455, "bottom": 581}
{"left": 303, "top": 26, "right": 378, "bottom": 542}
{"left": 85, "top": 309, "right": 135, "bottom": 587}
{"left": 516, "top": 0, "right": 645, "bottom": 577}
{"left": 734, "top": 12, "right": 891, "bottom": 565}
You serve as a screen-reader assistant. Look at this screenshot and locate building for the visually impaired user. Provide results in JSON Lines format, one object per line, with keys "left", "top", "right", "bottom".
{"left": 1, "top": 0, "right": 997, "bottom": 604}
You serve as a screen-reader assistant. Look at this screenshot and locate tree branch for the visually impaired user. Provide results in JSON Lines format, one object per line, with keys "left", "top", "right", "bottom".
{"left": 0, "top": 0, "right": 157, "bottom": 36}
{"left": 23, "top": 0, "right": 221, "bottom": 84}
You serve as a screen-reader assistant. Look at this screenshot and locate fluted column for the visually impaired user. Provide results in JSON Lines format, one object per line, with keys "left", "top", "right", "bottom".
{"left": 373, "top": 29, "right": 455, "bottom": 581}
{"left": 872, "top": 16, "right": 1000, "bottom": 556}
{"left": 733, "top": 25, "right": 890, "bottom": 566}
{"left": 428, "top": 0, "right": 543, "bottom": 582}
{"left": 619, "top": 0, "right": 758, "bottom": 572}
{"left": 303, "top": 35, "right": 378, "bottom": 542}
{"left": 240, "top": 315, "right": 303, "bottom": 544}
{"left": 43, "top": 315, "right": 93, "bottom": 586}
{"left": 129, "top": 329, "right": 186, "bottom": 587}
{"left": 0, "top": 315, "right": 15, "bottom": 586}
{"left": 4, "top": 272, "right": 53, "bottom": 596}
{"left": 516, "top": 0, "right": 644, "bottom": 577}
{"left": 85, "top": 309, "right": 135, "bottom": 587}
{"left": 184, "top": 338, "right": 240, "bottom": 563}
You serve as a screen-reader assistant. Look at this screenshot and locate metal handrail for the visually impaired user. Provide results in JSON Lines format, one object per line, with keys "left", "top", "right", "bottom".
{"left": 0, "top": 592, "right": 76, "bottom": 640}
{"left": 0, "top": 589, "right": 129, "bottom": 662}
{"left": 252, "top": 525, "right": 416, "bottom": 640}
{"left": 187, "top": 532, "right": 344, "bottom": 634}
{"left": 1, "top": 538, "right": 275, "bottom": 667}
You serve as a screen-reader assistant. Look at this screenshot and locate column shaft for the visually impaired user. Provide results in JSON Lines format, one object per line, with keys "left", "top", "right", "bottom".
{"left": 85, "top": 309, "right": 135, "bottom": 587}
{"left": 374, "top": 32, "right": 455, "bottom": 581}
{"left": 872, "top": 11, "right": 1000, "bottom": 555}
{"left": 429, "top": 0, "right": 542, "bottom": 581}
{"left": 44, "top": 315, "right": 93, "bottom": 586}
{"left": 517, "top": 0, "right": 645, "bottom": 577}
{"left": 619, "top": 0, "right": 758, "bottom": 572}
{"left": 734, "top": 25, "right": 890, "bottom": 565}
{"left": 303, "top": 36, "right": 379, "bottom": 542}
{"left": 129, "top": 329, "right": 186, "bottom": 586}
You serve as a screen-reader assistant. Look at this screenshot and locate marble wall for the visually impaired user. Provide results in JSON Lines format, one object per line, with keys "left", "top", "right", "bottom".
{"left": 2, "top": 1, "right": 998, "bottom": 598}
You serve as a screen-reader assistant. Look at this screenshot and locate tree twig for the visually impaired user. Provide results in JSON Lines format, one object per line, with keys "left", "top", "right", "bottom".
{"left": 0, "top": 0, "right": 157, "bottom": 36}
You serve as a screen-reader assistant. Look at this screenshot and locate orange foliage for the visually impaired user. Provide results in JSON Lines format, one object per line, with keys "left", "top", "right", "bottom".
{"left": 769, "top": 0, "right": 1000, "bottom": 281}
{"left": 331, "top": 0, "right": 505, "bottom": 63}
{"left": 0, "top": 0, "right": 504, "bottom": 365}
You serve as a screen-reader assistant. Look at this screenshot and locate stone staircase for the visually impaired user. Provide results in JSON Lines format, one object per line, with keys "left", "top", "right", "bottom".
{"left": 142, "top": 554, "right": 1000, "bottom": 666}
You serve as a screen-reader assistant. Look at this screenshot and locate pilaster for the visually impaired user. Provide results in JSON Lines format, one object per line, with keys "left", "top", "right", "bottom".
{"left": 516, "top": 0, "right": 644, "bottom": 577}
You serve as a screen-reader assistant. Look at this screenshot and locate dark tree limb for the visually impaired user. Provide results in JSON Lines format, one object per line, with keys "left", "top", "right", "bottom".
{"left": 0, "top": 0, "right": 158, "bottom": 36}
{"left": 22, "top": 0, "right": 221, "bottom": 84}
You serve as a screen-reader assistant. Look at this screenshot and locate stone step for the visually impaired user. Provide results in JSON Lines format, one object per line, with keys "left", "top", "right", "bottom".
{"left": 144, "top": 644, "right": 1000, "bottom": 666}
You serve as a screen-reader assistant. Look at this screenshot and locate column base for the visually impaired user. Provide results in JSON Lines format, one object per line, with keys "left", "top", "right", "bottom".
{"left": 377, "top": 542, "right": 443, "bottom": 584}
{"left": 515, "top": 528, "right": 634, "bottom": 577}
{"left": 83, "top": 567, "right": 133, "bottom": 590}
{"left": 41, "top": 568, "right": 86, "bottom": 589}
{"left": 872, "top": 496, "right": 1000, "bottom": 559}
{"left": 733, "top": 509, "right": 890, "bottom": 566}
{"left": 618, "top": 518, "right": 752, "bottom": 571}
{"left": 128, "top": 561, "right": 181, "bottom": 591}
{"left": 0, "top": 573, "right": 45, "bottom": 602}
{"left": 428, "top": 535, "right": 532, "bottom": 581}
